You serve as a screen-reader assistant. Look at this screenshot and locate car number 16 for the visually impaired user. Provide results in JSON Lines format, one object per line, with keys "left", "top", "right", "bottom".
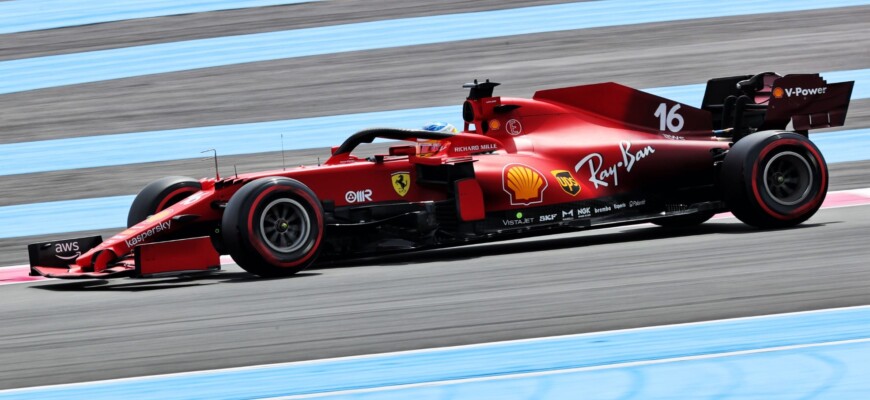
{"left": 654, "top": 103, "right": 684, "bottom": 132}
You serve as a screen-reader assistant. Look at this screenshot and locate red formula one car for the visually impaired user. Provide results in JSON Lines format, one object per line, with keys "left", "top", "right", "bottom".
{"left": 28, "top": 72, "right": 853, "bottom": 279}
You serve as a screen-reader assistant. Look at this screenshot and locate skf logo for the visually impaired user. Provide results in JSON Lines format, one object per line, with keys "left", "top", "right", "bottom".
{"left": 539, "top": 214, "right": 557, "bottom": 222}
{"left": 551, "top": 170, "right": 580, "bottom": 196}
{"left": 345, "top": 189, "right": 373, "bottom": 203}
{"left": 503, "top": 164, "right": 547, "bottom": 206}
{"left": 391, "top": 171, "right": 410, "bottom": 197}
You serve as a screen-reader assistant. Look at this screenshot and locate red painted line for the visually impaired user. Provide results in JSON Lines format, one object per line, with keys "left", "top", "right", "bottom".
{"left": 2, "top": 189, "right": 870, "bottom": 285}
{"left": 821, "top": 190, "right": 870, "bottom": 208}
{"left": 0, "top": 265, "right": 43, "bottom": 285}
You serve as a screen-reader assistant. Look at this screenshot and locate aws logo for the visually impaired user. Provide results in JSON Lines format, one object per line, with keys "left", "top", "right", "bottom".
{"left": 551, "top": 170, "right": 580, "bottom": 196}
{"left": 53, "top": 241, "right": 81, "bottom": 260}
{"left": 503, "top": 164, "right": 547, "bottom": 205}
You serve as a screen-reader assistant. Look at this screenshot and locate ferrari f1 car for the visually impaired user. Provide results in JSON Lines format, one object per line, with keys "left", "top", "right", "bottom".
{"left": 29, "top": 72, "right": 853, "bottom": 279}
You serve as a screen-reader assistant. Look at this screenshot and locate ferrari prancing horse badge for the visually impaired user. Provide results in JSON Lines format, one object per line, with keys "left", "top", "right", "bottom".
{"left": 392, "top": 171, "right": 410, "bottom": 197}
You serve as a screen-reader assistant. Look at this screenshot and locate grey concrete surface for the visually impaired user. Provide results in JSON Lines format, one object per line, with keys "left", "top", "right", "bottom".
{"left": 0, "top": 0, "right": 576, "bottom": 61}
{"left": 0, "top": 6, "right": 867, "bottom": 143}
{"left": 0, "top": 144, "right": 389, "bottom": 207}
{"left": 1, "top": 205, "right": 868, "bottom": 389}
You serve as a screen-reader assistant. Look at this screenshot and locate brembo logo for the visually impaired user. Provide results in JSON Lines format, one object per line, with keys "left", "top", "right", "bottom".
{"left": 774, "top": 86, "right": 826, "bottom": 98}
{"left": 125, "top": 221, "right": 171, "bottom": 247}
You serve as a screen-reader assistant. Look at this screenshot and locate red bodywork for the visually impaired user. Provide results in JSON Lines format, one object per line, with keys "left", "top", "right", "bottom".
{"left": 29, "top": 73, "right": 853, "bottom": 278}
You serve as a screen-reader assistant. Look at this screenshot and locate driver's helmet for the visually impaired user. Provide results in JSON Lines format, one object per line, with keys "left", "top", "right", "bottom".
{"left": 422, "top": 122, "right": 459, "bottom": 134}
{"left": 418, "top": 122, "right": 458, "bottom": 156}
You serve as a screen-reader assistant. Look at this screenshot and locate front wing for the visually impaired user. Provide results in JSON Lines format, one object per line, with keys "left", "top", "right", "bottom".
{"left": 28, "top": 236, "right": 221, "bottom": 279}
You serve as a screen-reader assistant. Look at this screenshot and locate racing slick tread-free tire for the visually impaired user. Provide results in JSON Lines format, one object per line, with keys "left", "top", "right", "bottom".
{"left": 127, "top": 176, "right": 202, "bottom": 227}
{"left": 720, "top": 131, "right": 827, "bottom": 228}
{"left": 222, "top": 177, "right": 324, "bottom": 277}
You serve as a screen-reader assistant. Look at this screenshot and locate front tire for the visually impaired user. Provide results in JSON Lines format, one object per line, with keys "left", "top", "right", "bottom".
{"left": 128, "top": 176, "right": 201, "bottom": 227}
{"left": 720, "top": 131, "right": 827, "bottom": 228}
{"left": 222, "top": 177, "right": 324, "bottom": 277}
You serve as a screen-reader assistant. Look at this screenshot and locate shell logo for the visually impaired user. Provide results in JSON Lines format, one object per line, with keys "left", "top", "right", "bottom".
{"left": 488, "top": 120, "right": 501, "bottom": 130}
{"left": 503, "top": 164, "right": 548, "bottom": 205}
{"left": 772, "top": 87, "right": 784, "bottom": 99}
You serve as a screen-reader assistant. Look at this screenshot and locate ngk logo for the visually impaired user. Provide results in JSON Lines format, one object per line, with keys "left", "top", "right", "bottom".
{"left": 773, "top": 86, "right": 826, "bottom": 98}
{"left": 345, "top": 189, "right": 373, "bottom": 203}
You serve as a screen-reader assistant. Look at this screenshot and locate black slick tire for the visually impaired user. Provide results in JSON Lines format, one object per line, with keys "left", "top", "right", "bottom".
{"left": 720, "top": 131, "right": 828, "bottom": 228}
{"left": 222, "top": 177, "right": 324, "bottom": 277}
{"left": 128, "top": 176, "right": 202, "bottom": 227}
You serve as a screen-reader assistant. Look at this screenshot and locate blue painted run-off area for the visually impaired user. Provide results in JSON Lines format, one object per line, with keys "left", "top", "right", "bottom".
{"left": 0, "top": 0, "right": 867, "bottom": 94}
{"left": 0, "top": 0, "right": 318, "bottom": 35}
{"left": 2, "top": 306, "right": 870, "bottom": 399}
{"left": 0, "top": 68, "right": 866, "bottom": 177}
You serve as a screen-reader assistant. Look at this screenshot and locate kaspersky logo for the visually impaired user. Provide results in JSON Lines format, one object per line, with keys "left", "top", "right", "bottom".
{"left": 125, "top": 220, "right": 171, "bottom": 247}
{"left": 503, "top": 164, "right": 547, "bottom": 205}
{"left": 772, "top": 86, "right": 826, "bottom": 99}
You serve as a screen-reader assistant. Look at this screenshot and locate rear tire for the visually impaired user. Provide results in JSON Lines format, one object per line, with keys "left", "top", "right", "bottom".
{"left": 222, "top": 177, "right": 324, "bottom": 277}
{"left": 128, "top": 176, "right": 201, "bottom": 227}
{"left": 720, "top": 131, "right": 827, "bottom": 228}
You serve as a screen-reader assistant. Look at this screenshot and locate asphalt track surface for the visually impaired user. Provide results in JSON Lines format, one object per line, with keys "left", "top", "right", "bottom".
{"left": 3, "top": 206, "right": 870, "bottom": 390}
{"left": 1, "top": 1, "right": 869, "bottom": 391}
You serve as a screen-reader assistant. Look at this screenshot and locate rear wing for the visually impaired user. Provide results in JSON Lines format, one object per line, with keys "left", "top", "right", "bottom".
{"left": 702, "top": 73, "right": 853, "bottom": 136}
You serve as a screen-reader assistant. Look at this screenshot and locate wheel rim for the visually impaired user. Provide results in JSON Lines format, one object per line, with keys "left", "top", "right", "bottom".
{"left": 762, "top": 151, "right": 813, "bottom": 206}
{"left": 259, "top": 198, "right": 311, "bottom": 253}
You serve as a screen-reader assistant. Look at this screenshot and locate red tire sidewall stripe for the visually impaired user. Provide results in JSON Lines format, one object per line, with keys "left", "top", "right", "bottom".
{"left": 750, "top": 138, "right": 826, "bottom": 220}
{"left": 245, "top": 184, "right": 324, "bottom": 268}
{"left": 156, "top": 187, "right": 197, "bottom": 211}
